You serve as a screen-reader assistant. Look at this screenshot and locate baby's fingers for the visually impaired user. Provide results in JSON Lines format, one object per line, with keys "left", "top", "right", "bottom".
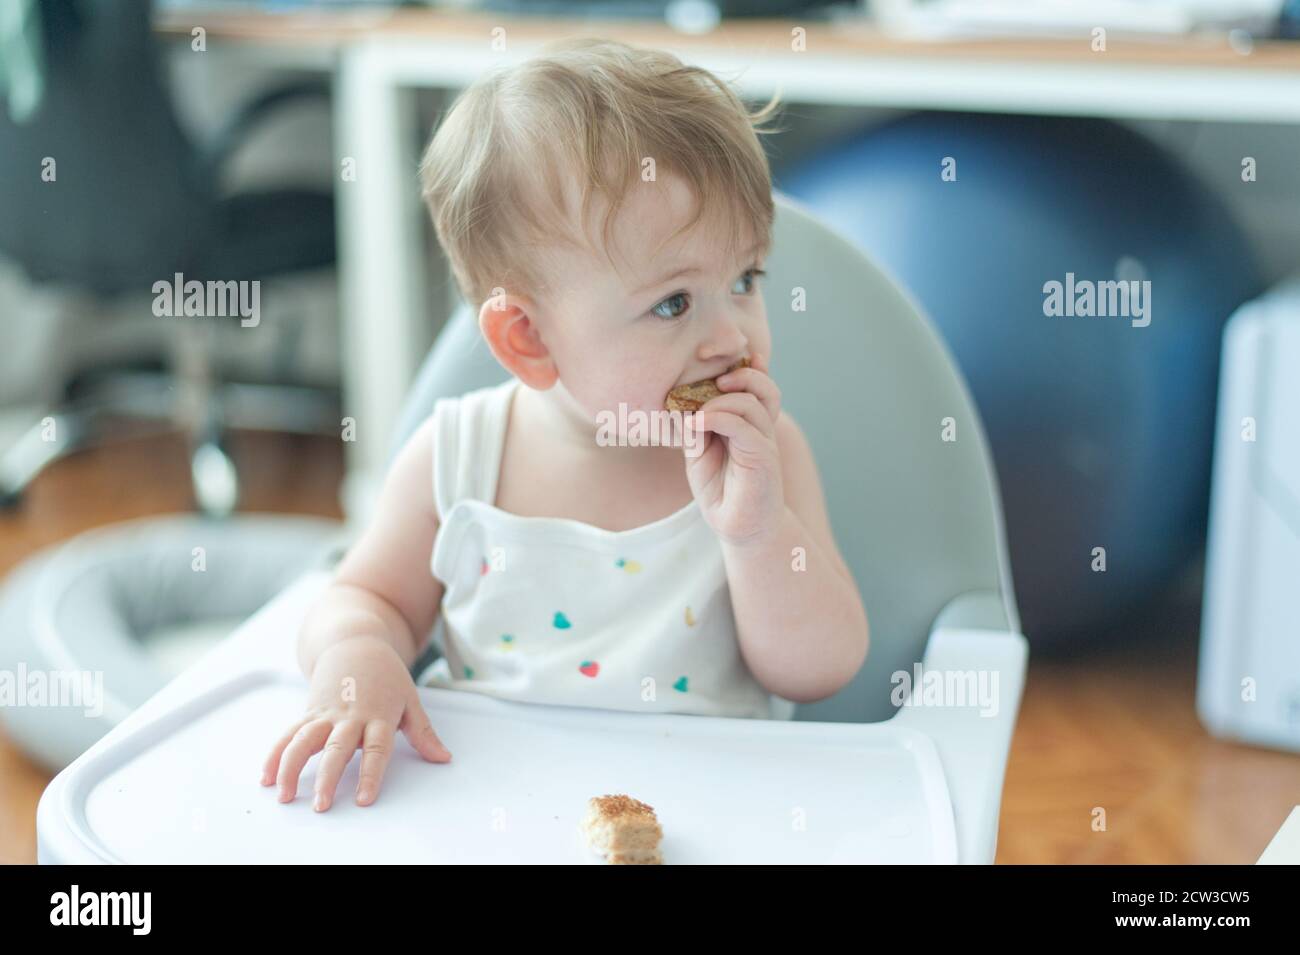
{"left": 261, "top": 718, "right": 309, "bottom": 787}
{"left": 692, "top": 407, "right": 767, "bottom": 458}
{"left": 275, "top": 719, "right": 332, "bottom": 803}
{"left": 717, "top": 363, "right": 781, "bottom": 428}
{"left": 313, "top": 720, "right": 365, "bottom": 812}
{"left": 355, "top": 719, "right": 396, "bottom": 807}
{"left": 400, "top": 694, "right": 453, "bottom": 764}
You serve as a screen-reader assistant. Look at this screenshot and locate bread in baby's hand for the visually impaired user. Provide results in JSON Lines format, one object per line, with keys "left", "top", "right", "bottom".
{"left": 664, "top": 357, "right": 750, "bottom": 412}
{"left": 580, "top": 794, "right": 663, "bottom": 865}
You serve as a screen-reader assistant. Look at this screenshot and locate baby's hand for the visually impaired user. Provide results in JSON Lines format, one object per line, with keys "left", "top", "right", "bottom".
{"left": 260, "top": 635, "right": 452, "bottom": 811}
{"left": 682, "top": 352, "right": 785, "bottom": 549}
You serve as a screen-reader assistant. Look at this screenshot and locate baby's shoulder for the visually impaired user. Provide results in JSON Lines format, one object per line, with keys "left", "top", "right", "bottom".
{"left": 430, "top": 377, "right": 518, "bottom": 423}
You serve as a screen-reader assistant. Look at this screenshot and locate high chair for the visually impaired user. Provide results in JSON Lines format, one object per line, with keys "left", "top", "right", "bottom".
{"left": 37, "top": 192, "right": 1027, "bottom": 864}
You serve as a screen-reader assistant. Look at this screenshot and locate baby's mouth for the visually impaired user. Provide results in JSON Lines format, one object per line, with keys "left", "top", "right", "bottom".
{"left": 673, "top": 357, "right": 750, "bottom": 391}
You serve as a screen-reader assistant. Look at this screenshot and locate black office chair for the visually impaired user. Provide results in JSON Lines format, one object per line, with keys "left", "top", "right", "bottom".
{"left": 0, "top": 0, "right": 339, "bottom": 515}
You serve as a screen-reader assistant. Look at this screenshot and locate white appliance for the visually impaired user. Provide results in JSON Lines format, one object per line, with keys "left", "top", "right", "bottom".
{"left": 1199, "top": 278, "right": 1300, "bottom": 753}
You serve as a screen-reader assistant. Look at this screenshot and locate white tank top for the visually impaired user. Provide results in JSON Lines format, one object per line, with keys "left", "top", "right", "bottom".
{"left": 417, "top": 378, "right": 795, "bottom": 721}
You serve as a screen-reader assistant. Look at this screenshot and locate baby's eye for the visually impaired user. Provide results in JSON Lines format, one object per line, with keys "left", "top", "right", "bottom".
{"left": 732, "top": 268, "right": 766, "bottom": 295}
{"left": 651, "top": 292, "right": 690, "bottom": 321}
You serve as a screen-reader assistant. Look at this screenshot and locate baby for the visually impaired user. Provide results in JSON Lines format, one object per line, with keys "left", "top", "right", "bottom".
{"left": 262, "top": 37, "right": 869, "bottom": 812}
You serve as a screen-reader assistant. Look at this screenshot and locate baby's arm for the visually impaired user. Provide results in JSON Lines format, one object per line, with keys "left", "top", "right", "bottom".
{"left": 298, "top": 416, "right": 443, "bottom": 674}
{"left": 721, "top": 410, "right": 870, "bottom": 704}
{"left": 262, "top": 417, "right": 452, "bottom": 810}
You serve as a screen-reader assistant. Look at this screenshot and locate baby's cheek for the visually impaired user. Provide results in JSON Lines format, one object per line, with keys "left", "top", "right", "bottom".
{"left": 573, "top": 378, "right": 638, "bottom": 422}
{"left": 592, "top": 378, "right": 663, "bottom": 416}
{"left": 626, "top": 384, "right": 677, "bottom": 415}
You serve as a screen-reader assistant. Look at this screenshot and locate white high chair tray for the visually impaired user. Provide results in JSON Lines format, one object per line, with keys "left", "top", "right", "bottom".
{"left": 41, "top": 668, "right": 956, "bottom": 864}
{"left": 38, "top": 573, "right": 958, "bottom": 864}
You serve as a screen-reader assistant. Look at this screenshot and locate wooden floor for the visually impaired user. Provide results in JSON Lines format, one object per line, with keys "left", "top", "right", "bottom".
{"left": 1, "top": 429, "right": 1296, "bottom": 864}
{"left": 1002, "top": 614, "right": 1300, "bottom": 863}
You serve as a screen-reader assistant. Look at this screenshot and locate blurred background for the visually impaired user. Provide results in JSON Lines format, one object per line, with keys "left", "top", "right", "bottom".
{"left": 2, "top": 0, "right": 1299, "bottom": 864}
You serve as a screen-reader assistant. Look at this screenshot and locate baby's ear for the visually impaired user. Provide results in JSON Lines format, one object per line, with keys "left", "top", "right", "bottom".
{"left": 478, "top": 294, "right": 558, "bottom": 389}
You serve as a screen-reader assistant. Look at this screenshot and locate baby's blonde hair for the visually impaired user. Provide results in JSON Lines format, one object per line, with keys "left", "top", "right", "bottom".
{"left": 418, "top": 36, "right": 783, "bottom": 311}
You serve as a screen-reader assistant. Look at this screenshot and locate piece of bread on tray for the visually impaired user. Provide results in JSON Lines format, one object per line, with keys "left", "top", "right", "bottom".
{"left": 580, "top": 794, "right": 664, "bottom": 865}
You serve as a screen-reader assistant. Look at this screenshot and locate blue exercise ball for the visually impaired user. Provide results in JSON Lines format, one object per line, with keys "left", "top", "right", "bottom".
{"left": 782, "top": 113, "right": 1261, "bottom": 646}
